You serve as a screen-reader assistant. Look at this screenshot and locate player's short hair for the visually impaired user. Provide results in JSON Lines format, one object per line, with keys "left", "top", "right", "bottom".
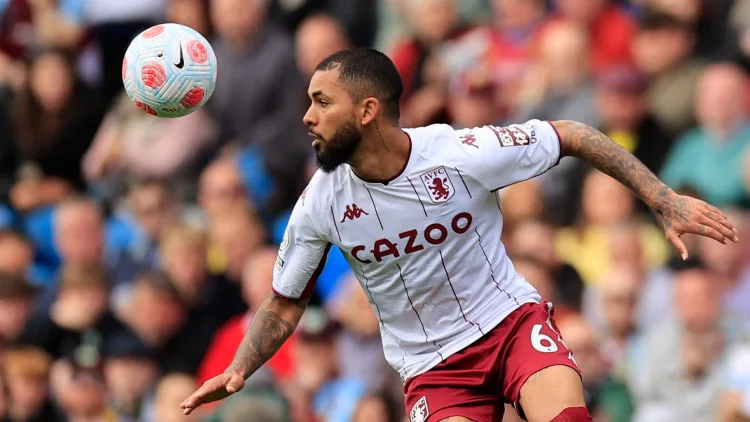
{"left": 316, "top": 48, "right": 403, "bottom": 121}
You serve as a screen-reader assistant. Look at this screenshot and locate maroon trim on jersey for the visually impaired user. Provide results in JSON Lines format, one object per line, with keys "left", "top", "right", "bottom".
{"left": 473, "top": 228, "right": 519, "bottom": 305}
{"left": 453, "top": 167, "right": 472, "bottom": 198}
{"left": 396, "top": 263, "right": 432, "bottom": 343}
{"left": 354, "top": 131, "right": 413, "bottom": 185}
{"left": 363, "top": 186, "right": 384, "bottom": 230}
{"left": 272, "top": 243, "right": 332, "bottom": 301}
{"left": 439, "top": 250, "right": 484, "bottom": 336}
{"left": 406, "top": 176, "right": 428, "bottom": 217}
{"left": 546, "top": 120, "right": 563, "bottom": 166}
{"left": 330, "top": 206, "right": 342, "bottom": 241}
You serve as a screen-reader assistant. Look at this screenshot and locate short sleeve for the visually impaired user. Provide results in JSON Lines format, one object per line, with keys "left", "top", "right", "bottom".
{"left": 454, "top": 119, "right": 562, "bottom": 191}
{"left": 272, "top": 190, "right": 332, "bottom": 301}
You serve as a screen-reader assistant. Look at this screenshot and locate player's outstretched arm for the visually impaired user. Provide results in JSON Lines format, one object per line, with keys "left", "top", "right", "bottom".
{"left": 180, "top": 293, "right": 306, "bottom": 415}
{"left": 551, "top": 120, "right": 739, "bottom": 259}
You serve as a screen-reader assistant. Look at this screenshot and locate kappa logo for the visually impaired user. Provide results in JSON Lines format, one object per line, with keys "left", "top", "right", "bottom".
{"left": 420, "top": 166, "right": 455, "bottom": 203}
{"left": 410, "top": 396, "right": 430, "bottom": 422}
{"left": 460, "top": 132, "right": 478, "bottom": 149}
{"left": 300, "top": 186, "right": 309, "bottom": 206}
{"left": 341, "top": 204, "right": 369, "bottom": 222}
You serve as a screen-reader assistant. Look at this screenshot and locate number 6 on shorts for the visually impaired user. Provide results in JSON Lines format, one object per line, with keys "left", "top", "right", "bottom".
{"left": 530, "top": 323, "right": 560, "bottom": 353}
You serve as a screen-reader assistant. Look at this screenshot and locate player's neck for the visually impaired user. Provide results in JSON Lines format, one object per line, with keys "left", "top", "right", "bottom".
{"left": 349, "top": 124, "right": 411, "bottom": 184}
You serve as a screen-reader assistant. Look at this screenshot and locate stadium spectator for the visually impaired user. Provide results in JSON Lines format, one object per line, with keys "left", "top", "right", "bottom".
{"left": 513, "top": 256, "right": 556, "bottom": 303}
{"left": 556, "top": 170, "right": 668, "bottom": 284}
{"left": 1, "top": 2, "right": 750, "bottom": 422}
{"left": 83, "top": 93, "right": 216, "bottom": 201}
{"left": 115, "top": 270, "right": 213, "bottom": 374}
{"left": 390, "top": 0, "right": 463, "bottom": 127}
{"left": 660, "top": 63, "right": 750, "bottom": 208}
{"left": 0, "top": 231, "right": 34, "bottom": 277}
{"left": 208, "top": 0, "right": 309, "bottom": 186}
{"left": 0, "top": 0, "right": 85, "bottom": 60}
{"left": 0, "top": 273, "right": 37, "bottom": 346}
{"left": 629, "top": 268, "right": 733, "bottom": 422}
{"left": 556, "top": 314, "right": 635, "bottom": 422}
{"left": 595, "top": 64, "right": 675, "bottom": 176}
{"left": 295, "top": 14, "right": 353, "bottom": 80}
{"left": 198, "top": 158, "right": 250, "bottom": 219}
{"left": 486, "top": 0, "right": 547, "bottom": 117}
{"left": 50, "top": 357, "right": 128, "bottom": 422}
{"left": 197, "top": 247, "right": 296, "bottom": 387}
{"left": 582, "top": 264, "right": 642, "bottom": 370}
{"left": 102, "top": 332, "right": 159, "bottom": 419}
{"left": 514, "top": 19, "right": 599, "bottom": 128}
{"left": 696, "top": 210, "right": 750, "bottom": 323}
{"left": 290, "top": 308, "right": 366, "bottom": 422}
{"left": 328, "top": 274, "right": 389, "bottom": 391}
{"left": 632, "top": 11, "right": 707, "bottom": 135}
{"left": 352, "top": 391, "right": 402, "bottom": 422}
{"left": 207, "top": 204, "right": 265, "bottom": 284}
{"left": 550, "top": 0, "right": 635, "bottom": 73}
{"left": 161, "top": 222, "right": 244, "bottom": 329}
{"left": 152, "top": 373, "right": 201, "bottom": 422}
{"left": 514, "top": 20, "right": 599, "bottom": 227}
{"left": 2, "top": 346, "right": 64, "bottom": 422}
{"left": 508, "top": 219, "right": 585, "bottom": 311}
{"left": 19, "top": 264, "right": 118, "bottom": 360}
{"left": 5, "top": 49, "right": 103, "bottom": 211}
{"left": 720, "top": 342, "right": 750, "bottom": 422}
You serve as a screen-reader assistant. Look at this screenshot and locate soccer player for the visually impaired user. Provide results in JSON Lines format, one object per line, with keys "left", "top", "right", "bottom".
{"left": 181, "top": 49, "right": 738, "bottom": 422}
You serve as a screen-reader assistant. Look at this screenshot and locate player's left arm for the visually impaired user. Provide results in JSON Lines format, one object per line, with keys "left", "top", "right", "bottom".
{"left": 552, "top": 120, "right": 739, "bottom": 259}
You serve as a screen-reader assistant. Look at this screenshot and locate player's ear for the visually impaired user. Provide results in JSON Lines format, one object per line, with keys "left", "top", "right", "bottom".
{"left": 359, "top": 97, "right": 380, "bottom": 126}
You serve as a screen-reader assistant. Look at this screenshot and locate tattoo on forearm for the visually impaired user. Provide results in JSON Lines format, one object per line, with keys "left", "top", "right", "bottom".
{"left": 555, "top": 121, "right": 678, "bottom": 221}
{"left": 229, "top": 305, "right": 295, "bottom": 379}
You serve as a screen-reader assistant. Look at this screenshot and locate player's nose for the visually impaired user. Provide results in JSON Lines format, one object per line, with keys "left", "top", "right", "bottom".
{"left": 303, "top": 106, "right": 316, "bottom": 127}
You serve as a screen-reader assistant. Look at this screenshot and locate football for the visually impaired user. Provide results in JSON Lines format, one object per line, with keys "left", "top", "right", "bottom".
{"left": 122, "top": 23, "right": 217, "bottom": 118}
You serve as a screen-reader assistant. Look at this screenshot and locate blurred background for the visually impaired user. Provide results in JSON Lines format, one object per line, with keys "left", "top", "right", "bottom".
{"left": 1, "top": 0, "right": 750, "bottom": 421}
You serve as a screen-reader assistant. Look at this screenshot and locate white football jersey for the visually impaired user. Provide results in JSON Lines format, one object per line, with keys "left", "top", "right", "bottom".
{"left": 273, "top": 119, "right": 562, "bottom": 380}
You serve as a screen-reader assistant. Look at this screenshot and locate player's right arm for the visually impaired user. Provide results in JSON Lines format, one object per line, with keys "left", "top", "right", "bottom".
{"left": 181, "top": 182, "right": 331, "bottom": 415}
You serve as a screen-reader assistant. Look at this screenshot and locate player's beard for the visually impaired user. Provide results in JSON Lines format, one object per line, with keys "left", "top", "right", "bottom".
{"left": 314, "top": 116, "right": 363, "bottom": 173}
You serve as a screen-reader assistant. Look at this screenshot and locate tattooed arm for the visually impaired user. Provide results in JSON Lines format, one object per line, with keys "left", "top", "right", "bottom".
{"left": 181, "top": 293, "right": 305, "bottom": 414}
{"left": 551, "top": 120, "right": 739, "bottom": 259}
{"left": 228, "top": 293, "right": 304, "bottom": 378}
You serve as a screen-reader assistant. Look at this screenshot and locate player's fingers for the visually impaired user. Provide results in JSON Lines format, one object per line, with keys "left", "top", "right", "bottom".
{"left": 180, "top": 391, "right": 205, "bottom": 413}
{"left": 689, "top": 222, "right": 726, "bottom": 244}
{"left": 225, "top": 376, "right": 244, "bottom": 393}
{"left": 705, "top": 205, "right": 738, "bottom": 235}
{"left": 698, "top": 215, "right": 736, "bottom": 242}
{"left": 667, "top": 231, "right": 689, "bottom": 261}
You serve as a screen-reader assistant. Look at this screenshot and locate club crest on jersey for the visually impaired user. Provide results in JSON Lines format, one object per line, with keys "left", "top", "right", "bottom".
{"left": 410, "top": 396, "right": 430, "bottom": 422}
{"left": 420, "top": 166, "right": 455, "bottom": 203}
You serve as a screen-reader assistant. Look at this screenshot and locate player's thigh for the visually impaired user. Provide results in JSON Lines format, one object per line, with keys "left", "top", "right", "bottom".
{"left": 404, "top": 350, "right": 504, "bottom": 422}
{"left": 518, "top": 365, "right": 586, "bottom": 422}
{"left": 500, "top": 301, "right": 584, "bottom": 421}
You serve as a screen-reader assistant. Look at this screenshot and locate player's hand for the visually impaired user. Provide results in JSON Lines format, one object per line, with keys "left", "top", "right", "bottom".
{"left": 654, "top": 191, "right": 738, "bottom": 260}
{"left": 180, "top": 371, "right": 245, "bottom": 415}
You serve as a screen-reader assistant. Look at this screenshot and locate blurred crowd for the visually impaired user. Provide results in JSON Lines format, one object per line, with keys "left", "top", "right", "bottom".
{"left": 1, "top": 0, "right": 750, "bottom": 421}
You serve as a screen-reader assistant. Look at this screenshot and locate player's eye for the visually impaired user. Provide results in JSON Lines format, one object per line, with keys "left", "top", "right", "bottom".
{"left": 318, "top": 99, "right": 329, "bottom": 107}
